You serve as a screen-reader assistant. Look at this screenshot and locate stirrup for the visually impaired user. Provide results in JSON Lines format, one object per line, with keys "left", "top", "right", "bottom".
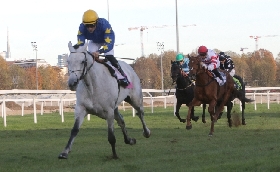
{"left": 118, "top": 78, "right": 129, "bottom": 86}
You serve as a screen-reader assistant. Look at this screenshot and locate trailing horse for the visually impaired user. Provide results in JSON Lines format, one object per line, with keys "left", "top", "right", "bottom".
{"left": 170, "top": 60, "right": 206, "bottom": 123}
{"left": 187, "top": 55, "right": 253, "bottom": 136}
{"left": 58, "top": 42, "right": 151, "bottom": 159}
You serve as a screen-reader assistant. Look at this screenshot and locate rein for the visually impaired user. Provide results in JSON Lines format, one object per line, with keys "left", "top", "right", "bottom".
{"left": 176, "top": 80, "right": 195, "bottom": 90}
{"left": 190, "top": 59, "right": 215, "bottom": 87}
{"left": 170, "top": 61, "right": 195, "bottom": 95}
{"left": 68, "top": 51, "right": 94, "bottom": 80}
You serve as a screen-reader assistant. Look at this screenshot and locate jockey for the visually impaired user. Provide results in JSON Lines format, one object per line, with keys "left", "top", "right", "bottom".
{"left": 74, "top": 9, "right": 129, "bottom": 86}
{"left": 218, "top": 52, "right": 235, "bottom": 76}
{"left": 198, "top": 46, "right": 224, "bottom": 81}
{"left": 219, "top": 52, "right": 242, "bottom": 89}
{"left": 176, "top": 53, "right": 189, "bottom": 77}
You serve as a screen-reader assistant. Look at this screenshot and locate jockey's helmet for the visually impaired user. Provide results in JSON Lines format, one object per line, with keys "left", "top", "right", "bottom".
{"left": 198, "top": 46, "right": 208, "bottom": 56}
{"left": 83, "top": 9, "right": 99, "bottom": 25}
{"left": 218, "top": 52, "right": 226, "bottom": 61}
{"left": 176, "top": 54, "right": 184, "bottom": 61}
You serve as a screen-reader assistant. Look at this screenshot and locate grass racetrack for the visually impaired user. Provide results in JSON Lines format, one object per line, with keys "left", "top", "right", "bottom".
{"left": 0, "top": 103, "right": 280, "bottom": 172}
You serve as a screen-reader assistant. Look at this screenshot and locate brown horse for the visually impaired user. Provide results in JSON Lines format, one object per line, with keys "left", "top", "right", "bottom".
{"left": 187, "top": 55, "right": 253, "bottom": 136}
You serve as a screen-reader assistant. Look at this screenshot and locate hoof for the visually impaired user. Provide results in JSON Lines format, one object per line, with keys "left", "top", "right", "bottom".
{"left": 208, "top": 133, "right": 213, "bottom": 137}
{"left": 112, "top": 155, "right": 119, "bottom": 159}
{"left": 191, "top": 116, "right": 199, "bottom": 122}
{"left": 202, "top": 119, "right": 206, "bottom": 123}
{"left": 58, "top": 153, "right": 68, "bottom": 159}
{"left": 130, "top": 138, "right": 136, "bottom": 145}
{"left": 242, "top": 120, "right": 246, "bottom": 125}
{"left": 143, "top": 129, "right": 151, "bottom": 138}
{"left": 180, "top": 119, "right": 186, "bottom": 123}
{"left": 186, "top": 125, "right": 192, "bottom": 130}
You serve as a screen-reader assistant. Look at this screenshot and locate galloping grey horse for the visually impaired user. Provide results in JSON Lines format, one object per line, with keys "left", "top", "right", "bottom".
{"left": 58, "top": 42, "right": 151, "bottom": 159}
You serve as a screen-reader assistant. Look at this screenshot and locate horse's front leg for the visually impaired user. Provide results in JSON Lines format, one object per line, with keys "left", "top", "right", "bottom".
{"left": 175, "top": 101, "right": 186, "bottom": 123}
{"left": 208, "top": 101, "right": 216, "bottom": 136}
{"left": 114, "top": 108, "right": 136, "bottom": 145}
{"left": 58, "top": 106, "right": 87, "bottom": 159}
{"left": 107, "top": 110, "right": 118, "bottom": 159}
{"left": 186, "top": 99, "right": 201, "bottom": 130}
{"left": 191, "top": 106, "right": 199, "bottom": 122}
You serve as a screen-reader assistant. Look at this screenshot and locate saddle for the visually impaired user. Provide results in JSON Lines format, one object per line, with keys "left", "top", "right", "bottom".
{"left": 207, "top": 70, "right": 226, "bottom": 86}
{"left": 95, "top": 60, "right": 132, "bottom": 88}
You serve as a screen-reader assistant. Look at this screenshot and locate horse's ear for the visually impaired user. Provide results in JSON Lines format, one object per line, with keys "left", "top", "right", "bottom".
{"left": 171, "top": 60, "right": 173, "bottom": 64}
{"left": 187, "top": 54, "right": 190, "bottom": 58}
{"left": 68, "top": 41, "right": 75, "bottom": 52}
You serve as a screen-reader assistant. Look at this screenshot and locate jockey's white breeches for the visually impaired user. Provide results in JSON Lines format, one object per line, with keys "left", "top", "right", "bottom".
{"left": 87, "top": 40, "right": 114, "bottom": 56}
{"left": 229, "top": 69, "right": 235, "bottom": 76}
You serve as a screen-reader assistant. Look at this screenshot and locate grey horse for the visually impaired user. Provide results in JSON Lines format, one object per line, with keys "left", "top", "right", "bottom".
{"left": 58, "top": 42, "right": 151, "bottom": 159}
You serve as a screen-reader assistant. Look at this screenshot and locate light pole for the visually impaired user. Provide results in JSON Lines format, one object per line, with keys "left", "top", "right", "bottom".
{"left": 31, "top": 42, "right": 38, "bottom": 90}
{"left": 175, "top": 0, "right": 179, "bottom": 53}
{"left": 157, "top": 42, "right": 164, "bottom": 93}
{"left": 107, "top": 0, "right": 110, "bottom": 22}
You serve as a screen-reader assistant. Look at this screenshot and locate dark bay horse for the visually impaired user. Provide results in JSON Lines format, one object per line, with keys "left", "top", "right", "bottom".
{"left": 170, "top": 61, "right": 206, "bottom": 123}
{"left": 187, "top": 55, "right": 253, "bottom": 136}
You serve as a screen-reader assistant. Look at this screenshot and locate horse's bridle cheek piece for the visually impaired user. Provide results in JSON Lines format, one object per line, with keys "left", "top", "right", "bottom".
{"left": 68, "top": 52, "right": 93, "bottom": 81}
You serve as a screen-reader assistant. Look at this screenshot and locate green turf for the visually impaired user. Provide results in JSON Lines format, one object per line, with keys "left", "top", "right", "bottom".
{"left": 0, "top": 103, "right": 280, "bottom": 172}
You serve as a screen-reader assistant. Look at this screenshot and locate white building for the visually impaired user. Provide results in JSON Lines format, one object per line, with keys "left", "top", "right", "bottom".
{"left": 57, "top": 54, "right": 68, "bottom": 68}
{"left": 13, "top": 59, "right": 49, "bottom": 68}
{"left": 0, "top": 51, "right": 6, "bottom": 59}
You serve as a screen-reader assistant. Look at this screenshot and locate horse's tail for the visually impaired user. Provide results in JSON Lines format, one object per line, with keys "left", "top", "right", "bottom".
{"left": 233, "top": 88, "right": 254, "bottom": 103}
{"left": 233, "top": 90, "right": 254, "bottom": 103}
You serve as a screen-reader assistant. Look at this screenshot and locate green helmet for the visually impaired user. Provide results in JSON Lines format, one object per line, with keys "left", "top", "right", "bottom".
{"left": 176, "top": 54, "right": 184, "bottom": 61}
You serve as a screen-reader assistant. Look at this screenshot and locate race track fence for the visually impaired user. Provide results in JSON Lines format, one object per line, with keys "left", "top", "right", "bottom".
{"left": 0, "top": 87, "right": 280, "bottom": 127}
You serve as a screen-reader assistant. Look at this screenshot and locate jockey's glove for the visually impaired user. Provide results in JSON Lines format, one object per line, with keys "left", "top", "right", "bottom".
{"left": 73, "top": 44, "right": 80, "bottom": 49}
{"left": 202, "top": 64, "right": 208, "bottom": 70}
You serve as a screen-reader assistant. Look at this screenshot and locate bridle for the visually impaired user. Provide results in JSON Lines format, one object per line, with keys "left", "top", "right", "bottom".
{"left": 171, "top": 62, "right": 194, "bottom": 90}
{"left": 189, "top": 57, "right": 215, "bottom": 87}
{"left": 68, "top": 51, "right": 94, "bottom": 81}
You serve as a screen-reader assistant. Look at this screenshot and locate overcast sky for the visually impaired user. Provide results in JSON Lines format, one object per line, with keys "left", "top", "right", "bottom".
{"left": 0, "top": 0, "right": 279, "bottom": 65}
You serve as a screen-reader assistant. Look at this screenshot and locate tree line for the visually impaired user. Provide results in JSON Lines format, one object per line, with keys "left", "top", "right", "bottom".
{"left": 0, "top": 48, "right": 279, "bottom": 90}
{"left": 133, "top": 49, "right": 280, "bottom": 89}
{"left": 0, "top": 56, "right": 67, "bottom": 90}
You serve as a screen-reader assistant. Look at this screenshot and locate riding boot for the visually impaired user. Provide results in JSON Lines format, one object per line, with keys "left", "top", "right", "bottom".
{"left": 212, "top": 68, "right": 224, "bottom": 81}
{"left": 105, "top": 55, "right": 130, "bottom": 86}
{"left": 116, "top": 63, "right": 130, "bottom": 86}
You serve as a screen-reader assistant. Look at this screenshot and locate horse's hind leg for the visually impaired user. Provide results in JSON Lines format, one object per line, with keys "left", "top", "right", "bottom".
{"left": 202, "top": 103, "right": 206, "bottom": 123}
{"left": 58, "top": 107, "right": 86, "bottom": 159}
{"left": 241, "top": 99, "right": 246, "bottom": 125}
{"left": 241, "top": 87, "right": 246, "bottom": 125}
{"left": 125, "top": 97, "right": 151, "bottom": 138}
{"left": 114, "top": 108, "right": 136, "bottom": 145}
{"left": 226, "top": 101, "right": 233, "bottom": 127}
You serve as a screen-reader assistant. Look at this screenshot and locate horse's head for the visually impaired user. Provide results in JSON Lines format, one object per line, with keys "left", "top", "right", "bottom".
{"left": 188, "top": 55, "right": 203, "bottom": 81}
{"left": 67, "top": 41, "right": 91, "bottom": 91}
{"left": 170, "top": 60, "right": 181, "bottom": 83}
